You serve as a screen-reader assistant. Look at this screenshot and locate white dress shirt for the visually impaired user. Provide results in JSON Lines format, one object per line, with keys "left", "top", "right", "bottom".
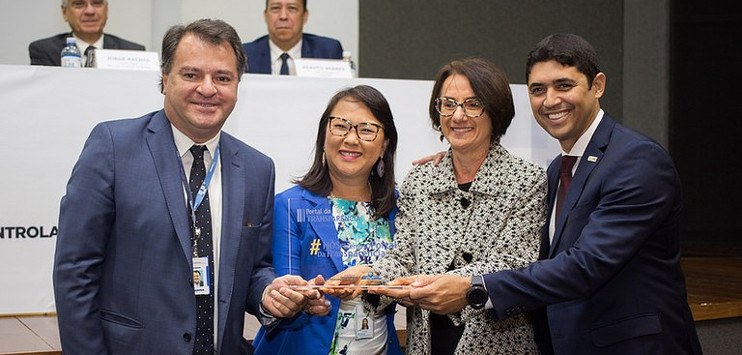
{"left": 73, "top": 34, "right": 104, "bottom": 66}
{"left": 548, "top": 109, "right": 605, "bottom": 244}
{"left": 171, "top": 124, "right": 223, "bottom": 344}
{"left": 268, "top": 39, "right": 302, "bottom": 75}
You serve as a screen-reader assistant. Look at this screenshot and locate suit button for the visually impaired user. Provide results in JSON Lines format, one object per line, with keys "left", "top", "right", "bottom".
{"left": 183, "top": 333, "right": 192, "bottom": 342}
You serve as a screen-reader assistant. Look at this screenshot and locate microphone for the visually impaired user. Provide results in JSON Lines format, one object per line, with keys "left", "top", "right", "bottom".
{"left": 460, "top": 197, "right": 470, "bottom": 209}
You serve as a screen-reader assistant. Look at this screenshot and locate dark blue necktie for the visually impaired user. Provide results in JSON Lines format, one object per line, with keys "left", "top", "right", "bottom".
{"left": 189, "top": 145, "right": 215, "bottom": 355}
{"left": 279, "top": 52, "right": 290, "bottom": 75}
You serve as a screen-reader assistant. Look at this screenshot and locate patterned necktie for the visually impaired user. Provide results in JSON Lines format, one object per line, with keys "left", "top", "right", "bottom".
{"left": 556, "top": 155, "right": 578, "bottom": 221}
{"left": 189, "top": 145, "right": 215, "bottom": 355}
{"left": 84, "top": 45, "right": 96, "bottom": 67}
{"left": 279, "top": 52, "right": 290, "bottom": 75}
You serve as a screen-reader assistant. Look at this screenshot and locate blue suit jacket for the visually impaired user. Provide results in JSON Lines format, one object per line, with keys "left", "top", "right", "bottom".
{"left": 482, "top": 115, "right": 702, "bottom": 354}
{"left": 252, "top": 186, "right": 402, "bottom": 355}
{"left": 242, "top": 33, "right": 343, "bottom": 74}
{"left": 29, "top": 32, "right": 145, "bottom": 66}
{"left": 53, "top": 110, "right": 276, "bottom": 355}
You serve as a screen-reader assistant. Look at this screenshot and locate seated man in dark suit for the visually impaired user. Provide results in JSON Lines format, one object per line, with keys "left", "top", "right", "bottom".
{"left": 242, "top": 0, "right": 343, "bottom": 74}
{"left": 29, "top": 0, "right": 145, "bottom": 66}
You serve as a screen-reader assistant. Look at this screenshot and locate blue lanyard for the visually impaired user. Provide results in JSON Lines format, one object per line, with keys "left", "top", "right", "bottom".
{"left": 179, "top": 143, "right": 221, "bottom": 231}
{"left": 191, "top": 144, "right": 220, "bottom": 213}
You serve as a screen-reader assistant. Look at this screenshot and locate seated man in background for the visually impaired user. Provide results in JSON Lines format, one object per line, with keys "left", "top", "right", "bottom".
{"left": 29, "top": 0, "right": 144, "bottom": 66}
{"left": 243, "top": 0, "right": 343, "bottom": 75}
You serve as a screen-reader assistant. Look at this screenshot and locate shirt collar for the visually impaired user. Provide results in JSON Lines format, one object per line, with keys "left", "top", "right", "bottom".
{"left": 563, "top": 109, "right": 604, "bottom": 157}
{"left": 269, "top": 38, "right": 303, "bottom": 64}
{"left": 429, "top": 142, "right": 508, "bottom": 196}
{"left": 171, "top": 124, "right": 221, "bottom": 158}
{"left": 72, "top": 33, "right": 104, "bottom": 50}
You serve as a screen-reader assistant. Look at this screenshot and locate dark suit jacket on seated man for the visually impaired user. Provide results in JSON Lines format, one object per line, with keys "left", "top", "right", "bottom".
{"left": 373, "top": 33, "right": 702, "bottom": 355}
{"left": 29, "top": 0, "right": 144, "bottom": 66}
{"left": 53, "top": 19, "right": 326, "bottom": 355}
{"left": 242, "top": 0, "right": 343, "bottom": 74}
{"left": 29, "top": 33, "right": 144, "bottom": 66}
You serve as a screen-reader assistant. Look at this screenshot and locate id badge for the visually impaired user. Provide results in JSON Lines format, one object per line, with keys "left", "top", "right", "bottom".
{"left": 192, "top": 256, "right": 210, "bottom": 295}
{"left": 355, "top": 304, "right": 373, "bottom": 339}
{"left": 338, "top": 311, "right": 356, "bottom": 337}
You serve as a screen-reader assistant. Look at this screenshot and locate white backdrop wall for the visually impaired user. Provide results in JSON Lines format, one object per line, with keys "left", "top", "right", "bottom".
{"left": 0, "top": 0, "right": 359, "bottom": 70}
{"left": 0, "top": 65, "right": 558, "bottom": 314}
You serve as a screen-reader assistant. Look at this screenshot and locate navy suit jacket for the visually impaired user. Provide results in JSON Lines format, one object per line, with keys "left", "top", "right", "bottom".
{"left": 482, "top": 115, "right": 702, "bottom": 354}
{"left": 242, "top": 33, "right": 343, "bottom": 74}
{"left": 29, "top": 32, "right": 145, "bottom": 66}
{"left": 252, "top": 186, "right": 402, "bottom": 355}
{"left": 53, "top": 110, "right": 276, "bottom": 355}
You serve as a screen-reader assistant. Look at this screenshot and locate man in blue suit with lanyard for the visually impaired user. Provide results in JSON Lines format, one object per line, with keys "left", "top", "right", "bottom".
{"left": 53, "top": 19, "right": 328, "bottom": 355}
{"left": 376, "top": 33, "right": 703, "bottom": 355}
{"left": 242, "top": 0, "right": 343, "bottom": 75}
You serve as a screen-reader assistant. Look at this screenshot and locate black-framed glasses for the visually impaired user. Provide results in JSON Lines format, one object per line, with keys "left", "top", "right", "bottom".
{"left": 67, "top": 0, "right": 107, "bottom": 10}
{"left": 435, "top": 97, "right": 485, "bottom": 118}
{"left": 328, "top": 116, "right": 383, "bottom": 142}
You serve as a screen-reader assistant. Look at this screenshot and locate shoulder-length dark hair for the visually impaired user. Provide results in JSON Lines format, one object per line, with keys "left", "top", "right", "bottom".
{"left": 296, "top": 85, "right": 398, "bottom": 218}
{"left": 428, "top": 57, "right": 515, "bottom": 142}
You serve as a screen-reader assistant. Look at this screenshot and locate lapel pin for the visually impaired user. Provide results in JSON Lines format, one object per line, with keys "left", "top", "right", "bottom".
{"left": 587, "top": 156, "right": 598, "bottom": 162}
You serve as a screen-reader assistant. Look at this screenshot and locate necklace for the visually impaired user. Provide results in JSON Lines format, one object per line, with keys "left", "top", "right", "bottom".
{"left": 330, "top": 181, "right": 373, "bottom": 202}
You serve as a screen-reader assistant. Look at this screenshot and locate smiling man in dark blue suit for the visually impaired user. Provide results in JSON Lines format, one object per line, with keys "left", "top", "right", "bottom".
{"left": 53, "top": 19, "right": 327, "bottom": 355}
{"left": 242, "top": 0, "right": 343, "bottom": 75}
{"left": 480, "top": 33, "right": 703, "bottom": 355}
{"left": 378, "top": 34, "right": 703, "bottom": 355}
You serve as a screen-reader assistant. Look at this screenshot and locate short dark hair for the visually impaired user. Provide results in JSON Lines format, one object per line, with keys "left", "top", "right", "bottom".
{"left": 428, "top": 57, "right": 515, "bottom": 142}
{"left": 297, "top": 85, "right": 398, "bottom": 218}
{"left": 525, "top": 33, "right": 600, "bottom": 88}
{"left": 159, "top": 19, "right": 246, "bottom": 92}
{"left": 265, "top": 0, "right": 307, "bottom": 10}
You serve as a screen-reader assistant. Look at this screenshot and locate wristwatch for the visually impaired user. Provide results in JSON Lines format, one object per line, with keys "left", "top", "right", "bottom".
{"left": 466, "top": 275, "right": 488, "bottom": 309}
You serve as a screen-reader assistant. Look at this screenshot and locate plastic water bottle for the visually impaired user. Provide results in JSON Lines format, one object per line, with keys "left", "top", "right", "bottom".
{"left": 60, "top": 37, "right": 81, "bottom": 68}
{"left": 342, "top": 51, "right": 357, "bottom": 78}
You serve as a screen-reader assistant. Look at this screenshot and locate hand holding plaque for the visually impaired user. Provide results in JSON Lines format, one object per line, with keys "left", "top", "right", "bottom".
{"left": 321, "top": 265, "right": 375, "bottom": 300}
{"left": 369, "top": 274, "right": 471, "bottom": 314}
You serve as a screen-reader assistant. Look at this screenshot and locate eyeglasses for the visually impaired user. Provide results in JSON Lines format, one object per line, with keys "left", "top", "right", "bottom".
{"left": 67, "top": 0, "right": 106, "bottom": 10}
{"left": 435, "top": 97, "right": 485, "bottom": 118}
{"left": 328, "top": 116, "right": 383, "bottom": 142}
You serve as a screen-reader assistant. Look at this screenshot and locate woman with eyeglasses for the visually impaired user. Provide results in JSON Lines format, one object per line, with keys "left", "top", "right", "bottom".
{"left": 252, "top": 85, "right": 403, "bottom": 355}
{"left": 327, "top": 58, "right": 546, "bottom": 354}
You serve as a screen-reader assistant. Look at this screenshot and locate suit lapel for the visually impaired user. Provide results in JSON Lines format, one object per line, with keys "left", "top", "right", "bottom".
{"left": 303, "top": 191, "right": 345, "bottom": 273}
{"left": 300, "top": 35, "right": 313, "bottom": 58}
{"left": 549, "top": 116, "right": 616, "bottom": 257}
{"left": 145, "top": 111, "right": 193, "bottom": 262}
{"left": 256, "top": 38, "right": 272, "bottom": 74}
{"left": 215, "top": 134, "right": 243, "bottom": 349}
{"left": 103, "top": 35, "right": 117, "bottom": 50}
{"left": 540, "top": 159, "right": 560, "bottom": 259}
{"left": 51, "top": 34, "right": 71, "bottom": 66}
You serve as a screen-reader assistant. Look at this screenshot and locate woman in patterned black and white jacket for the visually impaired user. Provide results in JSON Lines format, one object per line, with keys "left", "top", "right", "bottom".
{"left": 327, "top": 58, "right": 547, "bottom": 355}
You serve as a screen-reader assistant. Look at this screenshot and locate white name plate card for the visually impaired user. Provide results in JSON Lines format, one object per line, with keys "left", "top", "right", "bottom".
{"left": 294, "top": 58, "right": 352, "bottom": 78}
{"left": 93, "top": 49, "right": 160, "bottom": 71}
